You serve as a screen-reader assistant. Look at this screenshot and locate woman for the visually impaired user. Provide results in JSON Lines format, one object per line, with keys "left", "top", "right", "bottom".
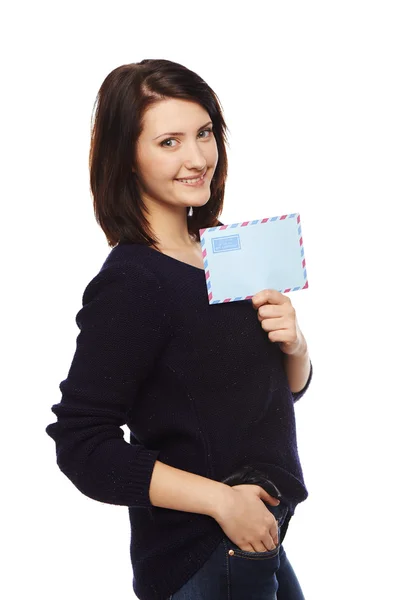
{"left": 46, "top": 58, "right": 313, "bottom": 600}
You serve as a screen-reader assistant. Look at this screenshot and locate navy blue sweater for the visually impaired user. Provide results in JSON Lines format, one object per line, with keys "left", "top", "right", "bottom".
{"left": 46, "top": 241, "right": 313, "bottom": 600}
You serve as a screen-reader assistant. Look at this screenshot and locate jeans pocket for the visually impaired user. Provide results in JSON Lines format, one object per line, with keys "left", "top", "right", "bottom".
{"left": 265, "top": 500, "right": 289, "bottom": 528}
{"left": 225, "top": 522, "right": 282, "bottom": 561}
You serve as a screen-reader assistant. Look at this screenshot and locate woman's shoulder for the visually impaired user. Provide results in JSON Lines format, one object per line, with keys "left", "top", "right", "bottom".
{"left": 75, "top": 245, "right": 172, "bottom": 339}
{"left": 81, "top": 243, "right": 163, "bottom": 306}
{"left": 99, "top": 243, "right": 161, "bottom": 282}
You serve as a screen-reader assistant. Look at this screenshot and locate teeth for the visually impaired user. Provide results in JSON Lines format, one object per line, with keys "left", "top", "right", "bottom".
{"left": 177, "top": 172, "right": 205, "bottom": 184}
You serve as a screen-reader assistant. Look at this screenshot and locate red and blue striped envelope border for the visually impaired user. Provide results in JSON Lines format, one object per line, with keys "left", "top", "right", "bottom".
{"left": 199, "top": 213, "right": 309, "bottom": 305}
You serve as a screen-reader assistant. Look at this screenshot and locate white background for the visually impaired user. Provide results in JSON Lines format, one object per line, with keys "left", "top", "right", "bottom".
{"left": 2, "top": 1, "right": 399, "bottom": 598}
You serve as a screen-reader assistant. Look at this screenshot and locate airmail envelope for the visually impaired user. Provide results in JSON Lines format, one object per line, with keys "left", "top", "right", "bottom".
{"left": 199, "top": 213, "right": 309, "bottom": 305}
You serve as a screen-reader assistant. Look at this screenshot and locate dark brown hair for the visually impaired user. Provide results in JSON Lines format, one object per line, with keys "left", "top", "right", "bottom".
{"left": 89, "top": 59, "right": 230, "bottom": 249}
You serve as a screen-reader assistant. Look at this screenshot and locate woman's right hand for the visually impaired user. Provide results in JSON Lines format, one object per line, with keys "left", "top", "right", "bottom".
{"left": 214, "top": 484, "right": 281, "bottom": 553}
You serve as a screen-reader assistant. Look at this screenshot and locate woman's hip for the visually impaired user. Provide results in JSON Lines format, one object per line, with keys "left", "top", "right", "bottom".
{"left": 168, "top": 507, "right": 305, "bottom": 600}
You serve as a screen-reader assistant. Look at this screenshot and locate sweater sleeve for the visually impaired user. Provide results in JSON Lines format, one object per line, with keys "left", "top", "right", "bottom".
{"left": 45, "top": 260, "right": 172, "bottom": 508}
{"left": 291, "top": 359, "right": 313, "bottom": 403}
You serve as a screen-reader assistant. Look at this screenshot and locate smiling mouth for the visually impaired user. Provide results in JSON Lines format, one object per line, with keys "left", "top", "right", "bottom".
{"left": 175, "top": 169, "right": 207, "bottom": 183}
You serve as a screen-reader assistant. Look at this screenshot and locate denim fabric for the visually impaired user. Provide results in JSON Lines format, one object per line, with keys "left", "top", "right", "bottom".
{"left": 167, "top": 502, "right": 305, "bottom": 599}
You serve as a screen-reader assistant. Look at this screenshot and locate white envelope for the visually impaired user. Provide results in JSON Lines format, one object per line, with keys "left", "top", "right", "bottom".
{"left": 199, "top": 213, "right": 309, "bottom": 304}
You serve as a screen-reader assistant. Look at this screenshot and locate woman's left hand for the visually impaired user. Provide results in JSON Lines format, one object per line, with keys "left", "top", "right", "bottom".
{"left": 251, "top": 289, "right": 306, "bottom": 356}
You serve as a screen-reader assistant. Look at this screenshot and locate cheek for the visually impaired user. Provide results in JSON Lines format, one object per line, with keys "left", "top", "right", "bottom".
{"left": 210, "top": 145, "right": 219, "bottom": 173}
{"left": 206, "top": 139, "right": 218, "bottom": 162}
{"left": 145, "top": 158, "right": 178, "bottom": 184}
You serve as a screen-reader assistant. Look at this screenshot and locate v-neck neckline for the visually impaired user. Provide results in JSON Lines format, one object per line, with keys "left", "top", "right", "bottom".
{"left": 142, "top": 244, "right": 206, "bottom": 272}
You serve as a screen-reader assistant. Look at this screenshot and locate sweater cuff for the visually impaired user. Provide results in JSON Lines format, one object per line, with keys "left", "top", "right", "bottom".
{"left": 292, "top": 359, "right": 313, "bottom": 403}
{"left": 127, "top": 446, "right": 162, "bottom": 508}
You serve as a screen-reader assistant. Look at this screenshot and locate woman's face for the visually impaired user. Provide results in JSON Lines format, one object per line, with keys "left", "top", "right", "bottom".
{"left": 134, "top": 98, "right": 219, "bottom": 214}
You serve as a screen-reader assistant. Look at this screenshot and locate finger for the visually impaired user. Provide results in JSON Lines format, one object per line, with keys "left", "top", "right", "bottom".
{"left": 274, "top": 522, "right": 280, "bottom": 546}
{"left": 252, "top": 289, "right": 289, "bottom": 309}
{"left": 249, "top": 537, "right": 276, "bottom": 553}
{"left": 263, "top": 533, "right": 278, "bottom": 552}
{"left": 257, "top": 304, "right": 285, "bottom": 318}
{"left": 259, "top": 317, "right": 286, "bottom": 329}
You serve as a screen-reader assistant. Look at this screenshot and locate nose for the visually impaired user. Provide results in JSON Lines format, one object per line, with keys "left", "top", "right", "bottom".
{"left": 183, "top": 140, "right": 207, "bottom": 170}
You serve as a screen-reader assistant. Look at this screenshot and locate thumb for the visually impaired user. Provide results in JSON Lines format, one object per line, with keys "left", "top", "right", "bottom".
{"left": 258, "top": 486, "right": 280, "bottom": 505}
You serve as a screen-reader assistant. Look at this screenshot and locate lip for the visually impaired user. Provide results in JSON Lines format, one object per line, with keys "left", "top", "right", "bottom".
{"left": 175, "top": 168, "right": 207, "bottom": 181}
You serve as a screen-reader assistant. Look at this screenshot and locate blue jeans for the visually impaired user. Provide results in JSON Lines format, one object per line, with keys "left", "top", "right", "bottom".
{"left": 168, "top": 502, "right": 305, "bottom": 599}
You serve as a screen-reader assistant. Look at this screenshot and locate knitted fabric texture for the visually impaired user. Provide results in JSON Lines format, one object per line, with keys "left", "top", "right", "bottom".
{"left": 46, "top": 241, "right": 313, "bottom": 600}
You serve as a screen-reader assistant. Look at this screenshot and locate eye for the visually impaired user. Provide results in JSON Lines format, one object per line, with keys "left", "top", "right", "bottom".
{"left": 160, "top": 128, "right": 213, "bottom": 148}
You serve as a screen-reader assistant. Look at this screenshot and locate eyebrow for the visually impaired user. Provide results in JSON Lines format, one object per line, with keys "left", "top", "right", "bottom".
{"left": 153, "top": 121, "right": 213, "bottom": 140}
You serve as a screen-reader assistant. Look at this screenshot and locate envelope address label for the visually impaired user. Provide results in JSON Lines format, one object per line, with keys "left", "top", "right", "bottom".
{"left": 211, "top": 234, "right": 241, "bottom": 253}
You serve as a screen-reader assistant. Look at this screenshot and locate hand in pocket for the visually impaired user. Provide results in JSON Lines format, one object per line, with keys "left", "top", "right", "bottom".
{"left": 215, "top": 483, "right": 280, "bottom": 553}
